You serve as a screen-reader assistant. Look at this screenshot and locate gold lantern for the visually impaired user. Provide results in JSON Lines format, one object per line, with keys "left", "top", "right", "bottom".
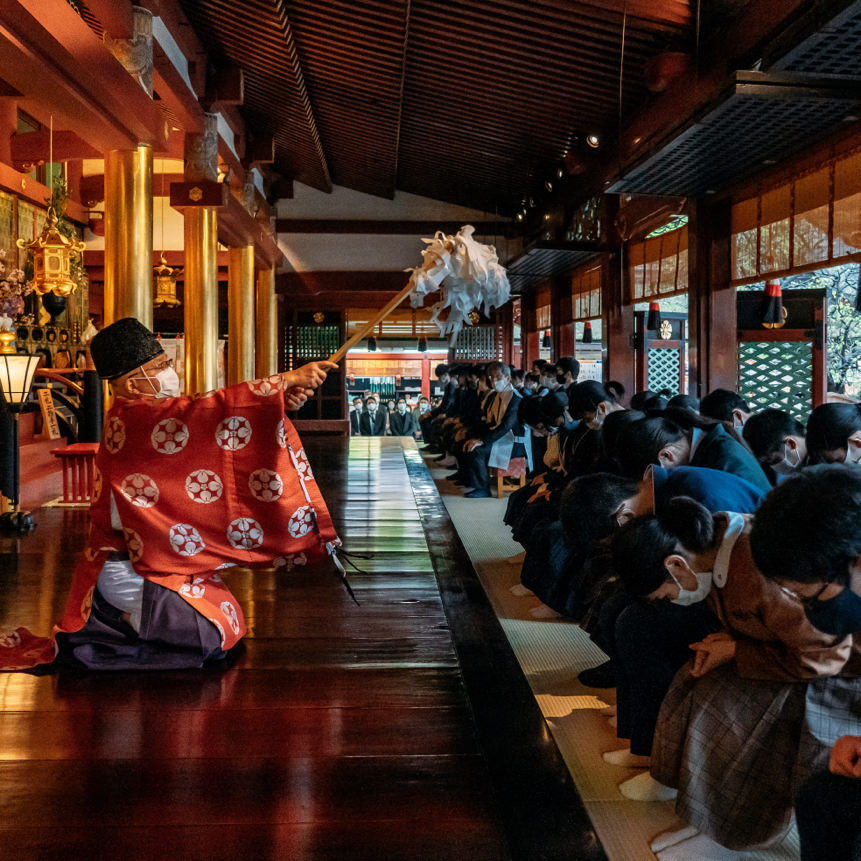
{"left": 153, "top": 253, "right": 182, "bottom": 307}
{"left": 17, "top": 206, "right": 86, "bottom": 296}
{"left": 468, "top": 310, "right": 481, "bottom": 325}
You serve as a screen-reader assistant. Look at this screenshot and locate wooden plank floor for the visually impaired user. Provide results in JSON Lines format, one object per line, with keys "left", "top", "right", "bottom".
{"left": 0, "top": 437, "right": 601, "bottom": 860}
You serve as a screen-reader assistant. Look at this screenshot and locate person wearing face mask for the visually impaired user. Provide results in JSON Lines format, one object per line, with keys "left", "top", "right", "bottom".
{"left": 0, "top": 317, "right": 341, "bottom": 672}
{"left": 751, "top": 465, "right": 861, "bottom": 861}
{"left": 388, "top": 397, "right": 417, "bottom": 438}
{"left": 613, "top": 495, "right": 860, "bottom": 859}
{"left": 359, "top": 396, "right": 388, "bottom": 436}
{"left": 555, "top": 356, "right": 580, "bottom": 388}
{"left": 805, "top": 402, "right": 861, "bottom": 465}
{"left": 459, "top": 362, "right": 525, "bottom": 498}
{"left": 742, "top": 407, "right": 807, "bottom": 484}
{"left": 349, "top": 396, "right": 364, "bottom": 436}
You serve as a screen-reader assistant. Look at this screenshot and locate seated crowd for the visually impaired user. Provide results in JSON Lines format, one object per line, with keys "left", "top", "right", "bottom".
{"left": 421, "top": 358, "right": 861, "bottom": 861}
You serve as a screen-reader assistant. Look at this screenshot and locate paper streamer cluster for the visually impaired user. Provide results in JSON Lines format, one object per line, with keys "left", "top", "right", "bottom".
{"left": 406, "top": 225, "right": 510, "bottom": 343}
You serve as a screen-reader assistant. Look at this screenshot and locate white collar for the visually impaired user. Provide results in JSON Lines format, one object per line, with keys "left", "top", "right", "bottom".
{"left": 712, "top": 512, "right": 746, "bottom": 588}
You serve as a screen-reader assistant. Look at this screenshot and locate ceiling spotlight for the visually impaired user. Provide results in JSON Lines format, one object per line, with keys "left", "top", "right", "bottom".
{"left": 543, "top": 213, "right": 551, "bottom": 221}
{"left": 528, "top": 197, "right": 535, "bottom": 208}
{"left": 515, "top": 212, "right": 524, "bottom": 222}
{"left": 556, "top": 167, "right": 564, "bottom": 179}
{"left": 586, "top": 134, "right": 600, "bottom": 149}
{"left": 544, "top": 180, "right": 553, "bottom": 192}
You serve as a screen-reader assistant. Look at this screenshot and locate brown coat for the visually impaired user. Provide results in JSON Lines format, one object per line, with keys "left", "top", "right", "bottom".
{"left": 707, "top": 518, "right": 858, "bottom": 680}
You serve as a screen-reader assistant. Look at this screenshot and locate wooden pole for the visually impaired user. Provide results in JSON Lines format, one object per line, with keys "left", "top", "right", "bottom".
{"left": 328, "top": 280, "right": 418, "bottom": 364}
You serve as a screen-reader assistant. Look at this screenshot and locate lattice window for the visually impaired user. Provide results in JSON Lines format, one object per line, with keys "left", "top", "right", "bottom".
{"left": 647, "top": 348, "right": 681, "bottom": 395}
{"left": 453, "top": 325, "right": 501, "bottom": 360}
{"left": 738, "top": 341, "right": 812, "bottom": 420}
{"left": 288, "top": 324, "right": 341, "bottom": 361}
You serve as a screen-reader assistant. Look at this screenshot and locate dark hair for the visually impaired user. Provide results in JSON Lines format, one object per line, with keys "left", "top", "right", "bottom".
{"left": 642, "top": 394, "right": 669, "bottom": 412}
{"left": 559, "top": 473, "right": 639, "bottom": 546}
{"left": 518, "top": 394, "right": 547, "bottom": 429}
{"left": 486, "top": 361, "right": 511, "bottom": 377}
{"left": 566, "top": 380, "right": 620, "bottom": 420}
{"left": 614, "top": 416, "right": 685, "bottom": 478}
{"left": 806, "top": 403, "right": 861, "bottom": 463}
{"left": 601, "top": 409, "right": 646, "bottom": 466}
{"left": 667, "top": 393, "right": 700, "bottom": 413}
{"left": 540, "top": 391, "right": 568, "bottom": 425}
{"left": 743, "top": 408, "right": 806, "bottom": 463}
{"left": 630, "top": 390, "right": 658, "bottom": 411}
{"left": 532, "top": 359, "right": 548, "bottom": 372}
{"left": 557, "top": 356, "right": 580, "bottom": 378}
{"left": 435, "top": 364, "right": 450, "bottom": 378}
{"left": 524, "top": 372, "right": 541, "bottom": 387}
{"left": 511, "top": 368, "right": 524, "bottom": 383}
{"left": 700, "top": 388, "right": 750, "bottom": 423}
{"left": 751, "top": 464, "right": 861, "bottom": 586}
{"left": 612, "top": 497, "right": 715, "bottom": 596}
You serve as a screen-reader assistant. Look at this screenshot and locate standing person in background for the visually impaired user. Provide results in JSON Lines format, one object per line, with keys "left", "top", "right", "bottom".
{"left": 359, "top": 396, "right": 388, "bottom": 436}
{"left": 349, "top": 396, "right": 363, "bottom": 436}
{"left": 556, "top": 357, "right": 580, "bottom": 387}
{"left": 389, "top": 397, "right": 418, "bottom": 438}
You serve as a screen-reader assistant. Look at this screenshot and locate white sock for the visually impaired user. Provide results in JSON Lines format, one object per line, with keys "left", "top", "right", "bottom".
{"left": 655, "top": 831, "right": 742, "bottom": 860}
{"left": 619, "top": 771, "right": 677, "bottom": 801}
{"left": 529, "top": 604, "right": 562, "bottom": 619}
{"left": 650, "top": 826, "right": 699, "bottom": 853}
{"left": 510, "top": 584, "right": 533, "bottom": 596}
{"left": 602, "top": 747, "right": 651, "bottom": 767}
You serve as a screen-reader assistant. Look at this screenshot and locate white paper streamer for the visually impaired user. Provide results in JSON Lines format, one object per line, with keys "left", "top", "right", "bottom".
{"left": 405, "top": 225, "right": 510, "bottom": 344}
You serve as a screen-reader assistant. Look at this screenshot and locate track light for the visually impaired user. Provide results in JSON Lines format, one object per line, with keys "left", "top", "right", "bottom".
{"left": 515, "top": 212, "right": 524, "bottom": 222}
{"left": 544, "top": 180, "right": 553, "bottom": 192}
{"left": 586, "top": 133, "right": 600, "bottom": 149}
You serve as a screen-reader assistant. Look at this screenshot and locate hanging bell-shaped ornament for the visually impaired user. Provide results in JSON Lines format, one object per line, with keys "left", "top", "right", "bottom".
{"left": 541, "top": 328, "right": 551, "bottom": 349}
{"left": 17, "top": 205, "right": 86, "bottom": 296}
{"left": 582, "top": 321, "right": 593, "bottom": 343}
{"left": 646, "top": 301, "right": 662, "bottom": 332}
{"left": 153, "top": 253, "right": 183, "bottom": 308}
{"left": 417, "top": 335, "right": 428, "bottom": 352}
{"left": 761, "top": 277, "right": 785, "bottom": 329}
{"left": 367, "top": 335, "right": 377, "bottom": 352}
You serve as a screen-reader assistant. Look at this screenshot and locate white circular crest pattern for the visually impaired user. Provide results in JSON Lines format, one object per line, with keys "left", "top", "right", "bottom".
{"left": 221, "top": 601, "right": 241, "bottom": 634}
{"left": 273, "top": 552, "right": 307, "bottom": 571}
{"left": 91, "top": 465, "right": 102, "bottom": 503}
{"left": 247, "top": 375, "right": 281, "bottom": 397}
{"left": 293, "top": 447, "right": 314, "bottom": 481}
{"left": 248, "top": 469, "right": 283, "bottom": 502}
{"left": 215, "top": 416, "right": 252, "bottom": 451}
{"left": 151, "top": 418, "right": 190, "bottom": 454}
{"left": 169, "top": 523, "right": 205, "bottom": 556}
{"left": 179, "top": 577, "right": 207, "bottom": 599}
{"left": 185, "top": 469, "right": 224, "bottom": 504}
{"left": 103, "top": 417, "right": 126, "bottom": 454}
{"left": 227, "top": 517, "right": 264, "bottom": 549}
{"left": 120, "top": 473, "right": 159, "bottom": 508}
{"left": 276, "top": 419, "right": 287, "bottom": 448}
{"left": 288, "top": 505, "right": 315, "bottom": 538}
{"left": 122, "top": 528, "right": 144, "bottom": 563}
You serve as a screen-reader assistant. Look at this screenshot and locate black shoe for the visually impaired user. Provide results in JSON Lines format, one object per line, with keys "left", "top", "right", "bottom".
{"left": 445, "top": 472, "right": 461, "bottom": 481}
{"left": 577, "top": 660, "right": 616, "bottom": 688}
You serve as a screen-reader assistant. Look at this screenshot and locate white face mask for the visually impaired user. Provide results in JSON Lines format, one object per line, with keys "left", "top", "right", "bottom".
{"left": 368, "top": 403, "right": 377, "bottom": 412}
{"left": 771, "top": 442, "right": 801, "bottom": 475}
{"left": 397, "top": 404, "right": 407, "bottom": 413}
{"left": 143, "top": 366, "right": 180, "bottom": 398}
{"left": 419, "top": 403, "right": 429, "bottom": 413}
{"left": 493, "top": 378, "right": 510, "bottom": 393}
{"left": 670, "top": 570, "right": 713, "bottom": 606}
{"left": 844, "top": 439, "right": 861, "bottom": 464}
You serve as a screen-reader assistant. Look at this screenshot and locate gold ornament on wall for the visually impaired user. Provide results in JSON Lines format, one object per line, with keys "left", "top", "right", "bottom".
{"left": 659, "top": 319, "right": 672, "bottom": 340}
{"left": 313, "top": 311, "right": 325, "bottom": 324}
{"left": 468, "top": 310, "right": 481, "bottom": 325}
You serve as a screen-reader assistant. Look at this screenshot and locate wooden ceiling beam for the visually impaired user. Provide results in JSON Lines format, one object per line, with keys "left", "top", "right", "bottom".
{"left": 275, "top": 219, "right": 510, "bottom": 235}
{"left": 81, "top": 0, "right": 135, "bottom": 39}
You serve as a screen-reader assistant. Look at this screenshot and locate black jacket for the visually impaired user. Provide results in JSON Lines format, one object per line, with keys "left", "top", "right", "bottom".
{"left": 359, "top": 409, "right": 388, "bottom": 436}
{"left": 389, "top": 410, "right": 418, "bottom": 437}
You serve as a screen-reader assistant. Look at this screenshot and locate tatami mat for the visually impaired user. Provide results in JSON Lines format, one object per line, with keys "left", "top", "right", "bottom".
{"left": 424, "top": 453, "right": 801, "bottom": 861}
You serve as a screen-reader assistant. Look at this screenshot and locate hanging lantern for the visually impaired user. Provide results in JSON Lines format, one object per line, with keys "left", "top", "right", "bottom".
{"left": 541, "top": 328, "right": 551, "bottom": 348}
{"left": 761, "top": 277, "right": 785, "bottom": 329}
{"left": 153, "top": 253, "right": 183, "bottom": 308}
{"left": 417, "top": 335, "right": 428, "bottom": 352}
{"left": 646, "top": 301, "right": 662, "bottom": 332}
{"left": 17, "top": 206, "right": 86, "bottom": 297}
{"left": 582, "top": 321, "right": 593, "bottom": 344}
{"left": 367, "top": 335, "right": 377, "bottom": 352}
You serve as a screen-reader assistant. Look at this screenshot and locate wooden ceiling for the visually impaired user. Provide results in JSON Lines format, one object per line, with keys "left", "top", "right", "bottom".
{"left": 177, "top": 0, "right": 710, "bottom": 216}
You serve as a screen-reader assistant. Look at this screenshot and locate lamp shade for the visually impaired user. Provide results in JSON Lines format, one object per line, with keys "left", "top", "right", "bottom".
{"left": 367, "top": 336, "right": 377, "bottom": 352}
{"left": 0, "top": 352, "right": 39, "bottom": 408}
{"left": 417, "top": 336, "right": 428, "bottom": 352}
{"left": 582, "top": 321, "right": 593, "bottom": 343}
{"left": 541, "top": 328, "right": 552, "bottom": 348}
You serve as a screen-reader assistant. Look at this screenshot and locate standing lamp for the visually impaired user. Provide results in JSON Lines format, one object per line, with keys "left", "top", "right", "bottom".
{"left": 0, "top": 330, "right": 40, "bottom": 531}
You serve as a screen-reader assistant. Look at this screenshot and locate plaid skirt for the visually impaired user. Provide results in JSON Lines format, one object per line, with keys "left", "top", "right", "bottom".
{"left": 651, "top": 663, "right": 861, "bottom": 850}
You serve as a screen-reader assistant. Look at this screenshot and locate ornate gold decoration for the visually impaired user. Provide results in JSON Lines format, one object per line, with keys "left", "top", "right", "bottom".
{"left": 153, "top": 253, "right": 183, "bottom": 307}
{"left": 188, "top": 186, "right": 203, "bottom": 202}
{"left": 17, "top": 206, "right": 86, "bottom": 296}
{"left": 468, "top": 310, "right": 481, "bottom": 325}
{"left": 313, "top": 311, "right": 325, "bottom": 324}
{"left": 659, "top": 319, "right": 672, "bottom": 340}
{"left": 0, "top": 328, "right": 16, "bottom": 354}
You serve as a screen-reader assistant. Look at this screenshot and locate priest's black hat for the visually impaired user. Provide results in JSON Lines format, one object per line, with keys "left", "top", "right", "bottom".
{"left": 90, "top": 317, "right": 164, "bottom": 380}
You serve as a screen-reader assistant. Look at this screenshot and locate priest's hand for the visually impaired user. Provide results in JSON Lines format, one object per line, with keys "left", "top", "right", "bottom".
{"left": 285, "top": 387, "right": 309, "bottom": 411}
{"left": 282, "top": 361, "right": 338, "bottom": 391}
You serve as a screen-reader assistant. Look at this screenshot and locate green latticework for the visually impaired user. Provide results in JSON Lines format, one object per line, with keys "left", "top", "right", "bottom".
{"left": 647, "top": 348, "right": 681, "bottom": 395}
{"left": 738, "top": 341, "right": 812, "bottom": 420}
{"left": 453, "top": 325, "right": 500, "bottom": 360}
{"left": 291, "top": 324, "right": 340, "bottom": 360}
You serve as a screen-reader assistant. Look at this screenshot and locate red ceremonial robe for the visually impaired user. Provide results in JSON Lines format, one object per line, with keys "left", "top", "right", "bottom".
{"left": 0, "top": 375, "right": 340, "bottom": 669}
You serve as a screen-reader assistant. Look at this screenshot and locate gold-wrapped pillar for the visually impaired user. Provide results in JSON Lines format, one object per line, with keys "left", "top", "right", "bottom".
{"left": 182, "top": 115, "right": 219, "bottom": 394}
{"left": 255, "top": 266, "right": 277, "bottom": 378}
{"left": 103, "top": 145, "right": 153, "bottom": 327}
{"left": 227, "top": 245, "right": 255, "bottom": 384}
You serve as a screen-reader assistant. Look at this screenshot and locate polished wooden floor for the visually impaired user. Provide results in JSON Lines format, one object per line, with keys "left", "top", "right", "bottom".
{"left": 0, "top": 437, "right": 602, "bottom": 860}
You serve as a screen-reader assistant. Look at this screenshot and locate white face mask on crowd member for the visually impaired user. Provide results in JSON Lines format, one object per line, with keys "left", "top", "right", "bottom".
{"left": 135, "top": 359, "right": 180, "bottom": 399}
{"left": 367, "top": 401, "right": 378, "bottom": 412}
{"left": 419, "top": 401, "right": 429, "bottom": 413}
{"left": 844, "top": 434, "right": 861, "bottom": 465}
{"left": 771, "top": 439, "right": 802, "bottom": 475}
{"left": 397, "top": 403, "right": 407, "bottom": 414}
{"left": 670, "top": 570, "right": 714, "bottom": 605}
{"left": 493, "top": 378, "right": 509, "bottom": 393}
